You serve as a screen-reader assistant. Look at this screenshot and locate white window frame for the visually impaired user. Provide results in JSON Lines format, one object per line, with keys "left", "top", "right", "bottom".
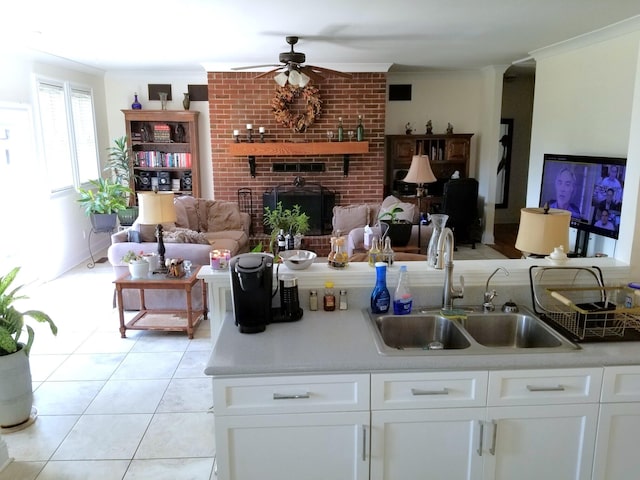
{"left": 34, "top": 76, "right": 100, "bottom": 193}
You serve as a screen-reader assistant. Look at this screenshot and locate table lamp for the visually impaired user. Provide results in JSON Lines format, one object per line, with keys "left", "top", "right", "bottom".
{"left": 515, "top": 205, "right": 571, "bottom": 257}
{"left": 403, "top": 152, "right": 437, "bottom": 248}
{"left": 137, "top": 191, "right": 177, "bottom": 272}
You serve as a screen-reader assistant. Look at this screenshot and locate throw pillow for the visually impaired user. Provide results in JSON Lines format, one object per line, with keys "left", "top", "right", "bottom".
{"left": 163, "top": 228, "right": 211, "bottom": 245}
{"left": 379, "top": 195, "right": 418, "bottom": 224}
{"left": 174, "top": 196, "right": 200, "bottom": 230}
{"left": 206, "top": 201, "right": 244, "bottom": 232}
{"left": 332, "top": 204, "right": 370, "bottom": 235}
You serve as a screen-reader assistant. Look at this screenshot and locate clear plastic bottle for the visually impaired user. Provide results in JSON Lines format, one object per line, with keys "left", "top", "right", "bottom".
{"left": 309, "top": 290, "right": 318, "bottom": 311}
{"left": 371, "top": 262, "right": 391, "bottom": 314}
{"left": 382, "top": 236, "right": 394, "bottom": 266}
{"left": 339, "top": 289, "right": 348, "bottom": 310}
{"left": 393, "top": 265, "right": 413, "bottom": 315}
{"left": 368, "top": 237, "right": 381, "bottom": 267}
{"left": 324, "top": 281, "right": 336, "bottom": 311}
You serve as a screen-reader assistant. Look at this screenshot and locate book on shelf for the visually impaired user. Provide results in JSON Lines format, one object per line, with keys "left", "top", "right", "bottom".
{"left": 134, "top": 151, "right": 192, "bottom": 168}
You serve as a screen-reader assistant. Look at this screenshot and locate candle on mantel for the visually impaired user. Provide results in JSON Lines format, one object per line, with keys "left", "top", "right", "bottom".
{"left": 233, "top": 130, "right": 239, "bottom": 136}
{"left": 259, "top": 127, "right": 265, "bottom": 133}
{"left": 246, "top": 124, "right": 253, "bottom": 130}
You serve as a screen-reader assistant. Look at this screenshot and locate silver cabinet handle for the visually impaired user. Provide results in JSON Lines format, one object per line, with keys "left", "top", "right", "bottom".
{"left": 477, "top": 420, "right": 484, "bottom": 456}
{"left": 273, "top": 392, "right": 310, "bottom": 400}
{"left": 362, "top": 425, "right": 367, "bottom": 461}
{"left": 526, "top": 384, "right": 565, "bottom": 392}
{"left": 489, "top": 420, "right": 497, "bottom": 455}
{"left": 411, "top": 387, "right": 449, "bottom": 396}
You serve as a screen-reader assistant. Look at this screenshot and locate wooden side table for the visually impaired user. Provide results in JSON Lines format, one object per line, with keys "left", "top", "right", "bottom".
{"left": 114, "top": 265, "right": 207, "bottom": 339}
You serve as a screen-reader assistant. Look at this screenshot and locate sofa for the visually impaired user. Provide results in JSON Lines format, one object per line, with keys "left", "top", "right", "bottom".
{"left": 331, "top": 195, "right": 433, "bottom": 256}
{"left": 108, "top": 196, "right": 250, "bottom": 310}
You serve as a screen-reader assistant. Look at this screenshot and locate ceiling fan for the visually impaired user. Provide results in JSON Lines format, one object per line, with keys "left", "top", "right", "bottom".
{"left": 232, "top": 36, "right": 351, "bottom": 87}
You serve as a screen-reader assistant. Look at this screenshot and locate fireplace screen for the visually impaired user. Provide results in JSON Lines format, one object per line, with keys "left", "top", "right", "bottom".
{"left": 263, "top": 182, "right": 336, "bottom": 235}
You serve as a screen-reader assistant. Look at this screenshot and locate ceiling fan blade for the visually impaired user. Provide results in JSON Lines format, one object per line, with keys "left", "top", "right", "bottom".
{"left": 232, "top": 64, "right": 280, "bottom": 71}
{"left": 306, "top": 65, "right": 352, "bottom": 79}
{"left": 254, "top": 66, "right": 284, "bottom": 79}
{"left": 299, "top": 66, "right": 323, "bottom": 83}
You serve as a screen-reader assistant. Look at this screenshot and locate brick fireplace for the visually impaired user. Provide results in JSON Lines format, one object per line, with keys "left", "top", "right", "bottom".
{"left": 207, "top": 72, "right": 386, "bottom": 254}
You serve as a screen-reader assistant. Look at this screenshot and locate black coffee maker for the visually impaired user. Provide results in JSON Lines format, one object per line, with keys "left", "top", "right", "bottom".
{"left": 230, "top": 253, "right": 273, "bottom": 333}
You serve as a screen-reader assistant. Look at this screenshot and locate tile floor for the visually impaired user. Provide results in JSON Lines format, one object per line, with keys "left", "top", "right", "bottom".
{"left": 0, "top": 255, "right": 216, "bottom": 480}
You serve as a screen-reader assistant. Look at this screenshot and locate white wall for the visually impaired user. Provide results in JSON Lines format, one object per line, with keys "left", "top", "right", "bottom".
{"left": 529, "top": 26, "right": 640, "bottom": 272}
{"left": 103, "top": 71, "right": 213, "bottom": 198}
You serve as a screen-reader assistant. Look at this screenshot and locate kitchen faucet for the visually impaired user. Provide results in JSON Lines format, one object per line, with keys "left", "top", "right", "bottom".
{"left": 482, "top": 267, "right": 509, "bottom": 312}
{"left": 435, "top": 227, "right": 464, "bottom": 310}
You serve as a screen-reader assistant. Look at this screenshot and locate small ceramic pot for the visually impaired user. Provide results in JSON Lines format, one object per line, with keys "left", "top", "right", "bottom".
{"left": 128, "top": 261, "right": 150, "bottom": 279}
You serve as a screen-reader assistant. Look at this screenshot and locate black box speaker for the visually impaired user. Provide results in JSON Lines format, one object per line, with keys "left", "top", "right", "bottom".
{"left": 157, "top": 171, "right": 171, "bottom": 191}
{"left": 137, "top": 171, "right": 152, "bottom": 190}
{"left": 181, "top": 171, "right": 193, "bottom": 191}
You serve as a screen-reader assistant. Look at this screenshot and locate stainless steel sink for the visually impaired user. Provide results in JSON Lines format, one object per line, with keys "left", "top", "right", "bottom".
{"left": 364, "top": 307, "right": 579, "bottom": 355}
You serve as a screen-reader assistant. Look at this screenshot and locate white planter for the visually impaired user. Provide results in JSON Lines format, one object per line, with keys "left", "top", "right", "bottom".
{"left": 0, "top": 348, "right": 33, "bottom": 428}
{"left": 128, "top": 261, "right": 149, "bottom": 279}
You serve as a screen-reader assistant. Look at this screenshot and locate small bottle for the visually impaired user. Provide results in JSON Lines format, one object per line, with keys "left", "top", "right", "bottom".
{"left": 339, "top": 289, "right": 348, "bottom": 310}
{"left": 131, "top": 93, "right": 142, "bottom": 110}
{"left": 277, "top": 229, "right": 286, "bottom": 254}
{"left": 371, "top": 262, "right": 391, "bottom": 314}
{"left": 309, "top": 290, "right": 318, "bottom": 311}
{"left": 364, "top": 224, "right": 373, "bottom": 249}
{"left": 356, "top": 115, "right": 364, "bottom": 141}
{"left": 284, "top": 229, "right": 292, "bottom": 251}
{"left": 368, "top": 237, "right": 381, "bottom": 267}
{"left": 393, "top": 265, "right": 413, "bottom": 315}
{"left": 382, "top": 236, "right": 394, "bottom": 266}
{"left": 324, "top": 282, "right": 336, "bottom": 311}
{"left": 337, "top": 117, "right": 344, "bottom": 142}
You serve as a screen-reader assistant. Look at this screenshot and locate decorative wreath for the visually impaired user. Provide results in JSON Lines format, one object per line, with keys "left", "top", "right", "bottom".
{"left": 271, "top": 84, "right": 322, "bottom": 133}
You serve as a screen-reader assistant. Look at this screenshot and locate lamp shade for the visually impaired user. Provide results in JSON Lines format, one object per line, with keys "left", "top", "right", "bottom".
{"left": 274, "top": 71, "right": 288, "bottom": 86}
{"left": 515, "top": 207, "right": 571, "bottom": 256}
{"left": 137, "top": 192, "right": 177, "bottom": 225}
{"left": 403, "top": 155, "right": 437, "bottom": 184}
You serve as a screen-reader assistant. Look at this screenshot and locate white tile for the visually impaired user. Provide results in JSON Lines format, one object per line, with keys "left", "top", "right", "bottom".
{"left": 129, "top": 332, "right": 190, "bottom": 353}
{"left": 0, "top": 461, "right": 44, "bottom": 480}
{"left": 135, "top": 412, "right": 215, "bottom": 459}
{"left": 33, "top": 381, "right": 104, "bottom": 415}
{"left": 29, "top": 330, "right": 91, "bottom": 355}
{"left": 1, "top": 415, "right": 79, "bottom": 461}
{"left": 36, "top": 460, "right": 130, "bottom": 480}
{"left": 157, "top": 378, "right": 213, "bottom": 413}
{"left": 75, "top": 330, "right": 137, "bottom": 354}
{"left": 28, "top": 355, "right": 68, "bottom": 382}
{"left": 124, "top": 458, "right": 214, "bottom": 480}
{"left": 111, "top": 352, "right": 183, "bottom": 380}
{"left": 174, "top": 350, "right": 210, "bottom": 378}
{"left": 48, "top": 353, "right": 125, "bottom": 381}
{"left": 86, "top": 379, "right": 170, "bottom": 414}
{"left": 52, "top": 414, "right": 152, "bottom": 460}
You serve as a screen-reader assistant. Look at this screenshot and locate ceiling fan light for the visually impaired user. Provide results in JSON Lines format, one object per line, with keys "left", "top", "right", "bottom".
{"left": 274, "top": 71, "right": 288, "bottom": 86}
{"left": 288, "top": 69, "right": 301, "bottom": 86}
{"left": 298, "top": 71, "right": 311, "bottom": 87}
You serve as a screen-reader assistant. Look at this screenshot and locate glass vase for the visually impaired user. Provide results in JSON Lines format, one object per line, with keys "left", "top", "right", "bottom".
{"left": 131, "top": 93, "right": 142, "bottom": 110}
{"left": 182, "top": 93, "right": 190, "bottom": 110}
{"left": 427, "top": 214, "right": 449, "bottom": 268}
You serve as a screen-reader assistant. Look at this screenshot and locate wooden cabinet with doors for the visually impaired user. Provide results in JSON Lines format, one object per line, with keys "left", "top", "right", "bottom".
{"left": 385, "top": 134, "right": 473, "bottom": 201}
{"left": 122, "top": 110, "right": 200, "bottom": 201}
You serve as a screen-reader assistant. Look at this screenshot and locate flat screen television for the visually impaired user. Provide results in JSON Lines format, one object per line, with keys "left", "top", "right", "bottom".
{"left": 540, "top": 154, "right": 627, "bottom": 242}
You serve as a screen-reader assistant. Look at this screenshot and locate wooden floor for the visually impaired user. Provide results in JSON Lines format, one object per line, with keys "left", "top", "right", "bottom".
{"left": 491, "top": 223, "right": 521, "bottom": 259}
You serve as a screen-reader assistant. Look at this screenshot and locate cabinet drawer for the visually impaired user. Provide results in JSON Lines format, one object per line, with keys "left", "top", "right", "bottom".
{"left": 371, "top": 371, "right": 488, "bottom": 409}
{"left": 488, "top": 368, "right": 602, "bottom": 406}
{"left": 213, "top": 374, "right": 369, "bottom": 415}
{"left": 601, "top": 365, "right": 640, "bottom": 403}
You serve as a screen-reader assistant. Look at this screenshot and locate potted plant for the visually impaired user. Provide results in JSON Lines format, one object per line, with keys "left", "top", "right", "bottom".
{"left": 378, "top": 204, "right": 413, "bottom": 247}
{"left": 0, "top": 267, "right": 57, "bottom": 428}
{"left": 121, "top": 250, "right": 150, "bottom": 279}
{"left": 105, "top": 136, "right": 138, "bottom": 226}
{"left": 77, "top": 177, "right": 132, "bottom": 232}
{"left": 263, "top": 202, "right": 310, "bottom": 253}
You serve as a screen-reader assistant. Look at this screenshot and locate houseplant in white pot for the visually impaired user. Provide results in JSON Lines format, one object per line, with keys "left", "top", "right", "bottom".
{"left": 0, "top": 267, "right": 57, "bottom": 428}
{"left": 122, "top": 250, "right": 150, "bottom": 279}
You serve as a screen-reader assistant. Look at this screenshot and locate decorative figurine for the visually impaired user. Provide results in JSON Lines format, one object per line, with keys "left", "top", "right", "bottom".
{"left": 446, "top": 122, "right": 454, "bottom": 134}
{"left": 405, "top": 122, "right": 413, "bottom": 135}
{"left": 426, "top": 120, "right": 433, "bottom": 134}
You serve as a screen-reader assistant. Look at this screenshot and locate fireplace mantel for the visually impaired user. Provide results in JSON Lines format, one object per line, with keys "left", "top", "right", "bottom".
{"left": 229, "top": 141, "right": 369, "bottom": 176}
{"left": 228, "top": 141, "right": 368, "bottom": 156}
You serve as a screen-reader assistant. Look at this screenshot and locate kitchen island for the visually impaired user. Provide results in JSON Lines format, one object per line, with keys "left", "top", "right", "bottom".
{"left": 201, "top": 257, "right": 640, "bottom": 480}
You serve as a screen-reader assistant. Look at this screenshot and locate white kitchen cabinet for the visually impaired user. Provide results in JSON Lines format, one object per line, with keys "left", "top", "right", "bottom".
{"left": 483, "top": 368, "right": 602, "bottom": 480}
{"left": 592, "top": 365, "right": 640, "bottom": 480}
{"left": 213, "top": 374, "right": 370, "bottom": 480}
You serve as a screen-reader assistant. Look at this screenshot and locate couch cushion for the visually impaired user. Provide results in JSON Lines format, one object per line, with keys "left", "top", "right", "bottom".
{"left": 130, "top": 220, "right": 175, "bottom": 242}
{"left": 174, "top": 196, "right": 200, "bottom": 230}
{"left": 206, "top": 201, "right": 245, "bottom": 232}
{"left": 379, "top": 195, "right": 418, "bottom": 224}
{"left": 163, "top": 228, "right": 211, "bottom": 245}
{"left": 204, "top": 230, "right": 248, "bottom": 244}
{"left": 332, "top": 204, "right": 370, "bottom": 234}
{"left": 209, "top": 238, "right": 240, "bottom": 254}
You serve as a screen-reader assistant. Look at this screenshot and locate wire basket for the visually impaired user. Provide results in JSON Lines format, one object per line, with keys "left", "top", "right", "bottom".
{"left": 529, "top": 266, "right": 640, "bottom": 340}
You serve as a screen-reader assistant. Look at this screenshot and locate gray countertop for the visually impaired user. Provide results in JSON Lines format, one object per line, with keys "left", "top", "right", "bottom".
{"left": 205, "top": 309, "right": 640, "bottom": 377}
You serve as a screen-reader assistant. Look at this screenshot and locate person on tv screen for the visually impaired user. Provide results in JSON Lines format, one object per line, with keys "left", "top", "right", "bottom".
{"left": 594, "top": 165, "right": 623, "bottom": 203}
{"left": 593, "top": 209, "right": 616, "bottom": 230}
{"left": 549, "top": 167, "right": 581, "bottom": 217}
{"left": 598, "top": 188, "right": 622, "bottom": 214}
